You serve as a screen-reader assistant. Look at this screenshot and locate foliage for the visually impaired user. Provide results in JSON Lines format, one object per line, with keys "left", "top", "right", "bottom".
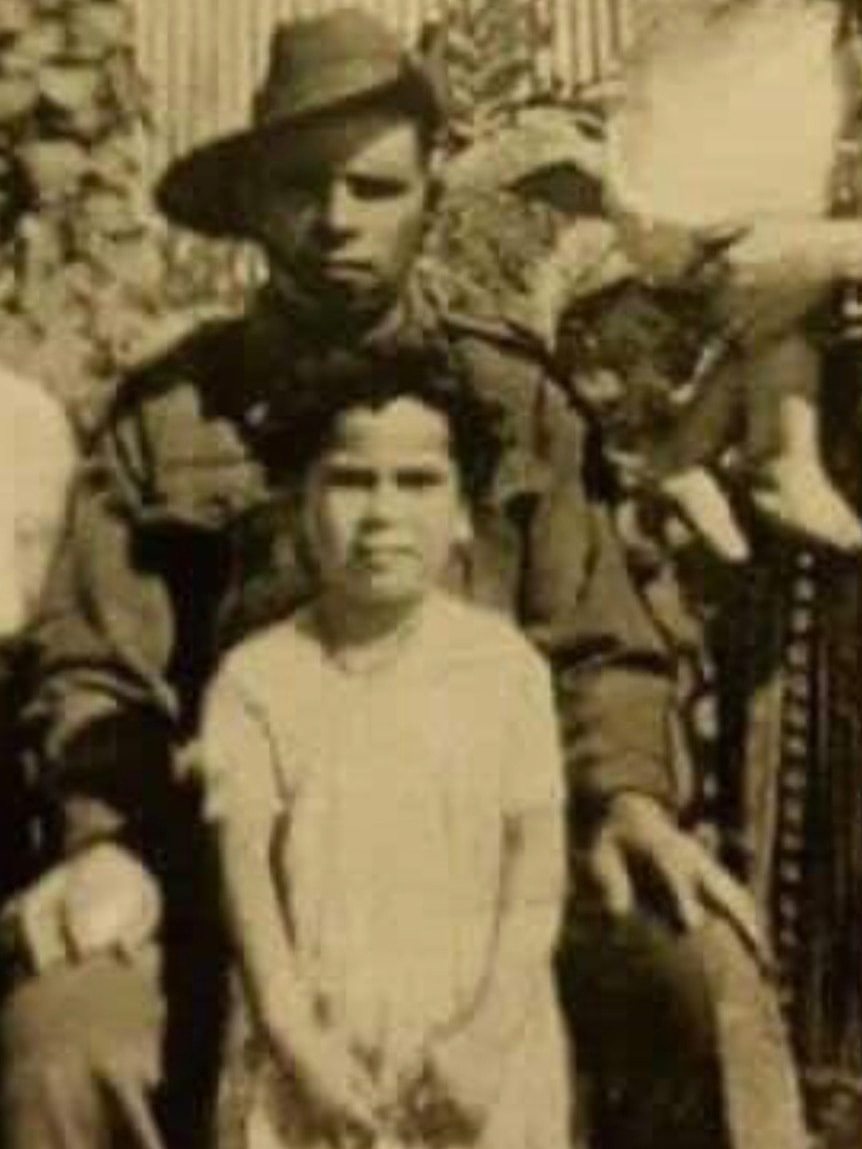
{"left": 437, "top": 0, "right": 541, "bottom": 145}
{"left": 0, "top": 0, "right": 187, "bottom": 433}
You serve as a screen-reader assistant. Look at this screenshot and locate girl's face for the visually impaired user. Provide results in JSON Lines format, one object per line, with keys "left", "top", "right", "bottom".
{"left": 301, "top": 397, "right": 470, "bottom": 612}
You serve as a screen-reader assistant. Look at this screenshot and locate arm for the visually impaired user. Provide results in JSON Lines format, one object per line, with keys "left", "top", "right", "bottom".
{"left": 526, "top": 383, "right": 764, "bottom": 954}
{"left": 0, "top": 406, "right": 177, "bottom": 965}
{"left": 524, "top": 381, "right": 680, "bottom": 812}
{"left": 24, "top": 406, "right": 178, "bottom": 852}
{"left": 200, "top": 666, "right": 310, "bottom": 1030}
{"left": 424, "top": 656, "right": 565, "bottom": 1128}
{"left": 200, "top": 668, "right": 379, "bottom": 1134}
{"left": 445, "top": 321, "right": 679, "bottom": 809}
{"left": 448, "top": 656, "right": 565, "bottom": 1045}
{"left": 459, "top": 806, "right": 564, "bottom": 1044}
{"left": 420, "top": 809, "right": 564, "bottom": 1136}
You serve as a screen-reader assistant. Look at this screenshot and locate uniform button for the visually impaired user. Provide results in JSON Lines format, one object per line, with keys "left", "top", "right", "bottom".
{"left": 245, "top": 401, "right": 270, "bottom": 428}
{"left": 796, "top": 552, "right": 815, "bottom": 572}
{"left": 794, "top": 581, "right": 815, "bottom": 604}
{"left": 788, "top": 607, "right": 812, "bottom": 635}
{"left": 782, "top": 734, "right": 809, "bottom": 759}
{"left": 778, "top": 927, "right": 798, "bottom": 951}
{"left": 777, "top": 896, "right": 799, "bottom": 922}
{"left": 781, "top": 771, "right": 806, "bottom": 795}
{"left": 780, "top": 797, "right": 805, "bottom": 826}
{"left": 778, "top": 860, "right": 803, "bottom": 885}
{"left": 783, "top": 702, "right": 809, "bottom": 731}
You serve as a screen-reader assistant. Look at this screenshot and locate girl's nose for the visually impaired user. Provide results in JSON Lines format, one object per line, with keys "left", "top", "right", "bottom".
{"left": 364, "top": 478, "right": 401, "bottom": 522}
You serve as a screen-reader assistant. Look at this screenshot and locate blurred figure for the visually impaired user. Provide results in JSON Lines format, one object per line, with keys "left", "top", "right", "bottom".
{"left": 0, "top": 365, "right": 75, "bottom": 633}
{"left": 0, "top": 364, "right": 76, "bottom": 906}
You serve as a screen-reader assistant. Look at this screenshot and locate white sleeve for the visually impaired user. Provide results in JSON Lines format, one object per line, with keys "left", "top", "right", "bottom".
{"left": 502, "top": 647, "right": 566, "bottom": 817}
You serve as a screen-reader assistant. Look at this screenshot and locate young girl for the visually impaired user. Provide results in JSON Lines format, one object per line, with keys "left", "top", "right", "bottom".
{"left": 200, "top": 346, "right": 572, "bottom": 1149}
{"left": 600, "top": 0, "right": 862, "bottom": 559}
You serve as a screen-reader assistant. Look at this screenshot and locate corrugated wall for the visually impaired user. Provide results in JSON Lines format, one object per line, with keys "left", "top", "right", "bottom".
{"left": 131, "top": 0, "right": 631, "bottom": 176}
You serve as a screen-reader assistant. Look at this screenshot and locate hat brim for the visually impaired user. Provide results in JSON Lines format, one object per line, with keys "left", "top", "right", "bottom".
{"left": 155, "top": 129, "right": 263, "bottom": 239}
{"left": 155, "top": 60, "right": 437, "bottom": 240}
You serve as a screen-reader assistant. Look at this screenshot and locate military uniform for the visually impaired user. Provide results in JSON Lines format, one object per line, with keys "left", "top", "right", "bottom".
{"left": 25, "top": 275, "right": 677, "bottom": 844}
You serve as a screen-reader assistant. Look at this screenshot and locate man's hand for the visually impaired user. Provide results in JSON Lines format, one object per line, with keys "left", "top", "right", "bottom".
{"left": 3, "top": 842, "right": 162, "bottom": 971}
{"left": 585, "top": 792, "right": 768, "bottom": 965}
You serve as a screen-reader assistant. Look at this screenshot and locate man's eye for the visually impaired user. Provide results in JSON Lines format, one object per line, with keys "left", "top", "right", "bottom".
{"left": 265, "top": 169, "right": 324, "bottom": 202}
{"left": 347, "top": 175, "right": 408, "bottom": 201}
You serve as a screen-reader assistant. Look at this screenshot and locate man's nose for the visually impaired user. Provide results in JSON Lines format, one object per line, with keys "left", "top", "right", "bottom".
{"left": 320, "top": 181, "right": 357, "bottom": 241}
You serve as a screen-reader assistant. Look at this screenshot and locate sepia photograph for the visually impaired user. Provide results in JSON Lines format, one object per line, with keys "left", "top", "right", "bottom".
{"left": 0, "top": 2, "right": 859, "bottom": 1148}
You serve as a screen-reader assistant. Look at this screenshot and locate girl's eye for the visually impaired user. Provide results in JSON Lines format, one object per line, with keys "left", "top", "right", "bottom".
{"left": 396, "top": 468, "right": 447, "bottom": 491}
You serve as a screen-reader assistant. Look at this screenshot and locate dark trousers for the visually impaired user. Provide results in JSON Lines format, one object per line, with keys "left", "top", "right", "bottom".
{"left": 560, "top": 903, "right": 807, "bottom": 1149}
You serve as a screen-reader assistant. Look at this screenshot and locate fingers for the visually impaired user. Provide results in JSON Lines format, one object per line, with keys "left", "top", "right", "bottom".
{"left": 600, "top": 795, "right": 766, "bottom": 947}
{"left": 299, "top": 1043, "right": 380, "bottom": 1135}
{"left": 657, "top": 842, "right": 706, "bottom": 934}
{"left": 408, "top": 1063, "right": 479, "bottom": 1143}
{"left": 587, "top": 836, "right": 635, "bottom": 918}
{"left": 331, "top": 1073, "right": 380, "bottom": 1136}
{"left": 693, "top": 854, "right": 772, "bottom": 971}
{"left": 641, "top": 831, "right": 771, "bottom": 969}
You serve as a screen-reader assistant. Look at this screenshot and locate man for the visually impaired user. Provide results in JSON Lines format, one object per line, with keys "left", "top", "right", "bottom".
{"left": 0, "top": 10, "right": 803, "bottom": 1149}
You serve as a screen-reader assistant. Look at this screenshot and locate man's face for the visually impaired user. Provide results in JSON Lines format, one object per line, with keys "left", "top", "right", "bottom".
{"left": 301, "top": 397, "right": 468, "bottom": 611}
{"left": 249, "top": 113, "right": 430, "bottom": 321}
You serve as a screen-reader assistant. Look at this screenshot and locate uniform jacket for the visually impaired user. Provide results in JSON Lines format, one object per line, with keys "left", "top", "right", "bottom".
{"left": 22, "top": 274, "right": 679, "bottom": 852}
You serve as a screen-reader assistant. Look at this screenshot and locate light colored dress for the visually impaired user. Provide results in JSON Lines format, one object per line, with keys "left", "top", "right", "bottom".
{"left": 201, "top": 591, "right": 571, "bottom": 1149}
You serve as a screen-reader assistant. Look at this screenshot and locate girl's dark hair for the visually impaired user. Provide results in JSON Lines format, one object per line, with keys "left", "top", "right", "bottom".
{"left": 260, "top": 342, "right": 504, "bottom": 504}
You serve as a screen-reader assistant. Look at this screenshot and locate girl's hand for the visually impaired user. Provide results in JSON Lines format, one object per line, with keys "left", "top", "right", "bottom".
{"left": 411, "top": 1026, "right": 505, "bottom": 1139}
{"left": 400, "top": 1059, "right": 478, "bottom": 1143}
{"left": 266, "top": 1014, "right": 381, "bottom": 1138}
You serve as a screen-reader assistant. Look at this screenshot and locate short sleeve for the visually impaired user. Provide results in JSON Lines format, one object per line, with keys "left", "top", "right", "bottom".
{"left": 502, "top": 649, "right": 566, "bottom": 817}
{"left": 199, "top": 663, "right": 284, "bottom": 827}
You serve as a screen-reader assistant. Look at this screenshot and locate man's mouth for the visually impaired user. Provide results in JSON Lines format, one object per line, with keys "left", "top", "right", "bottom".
{"left": 322, "top": 258, "right": 375, "bottom": 279}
